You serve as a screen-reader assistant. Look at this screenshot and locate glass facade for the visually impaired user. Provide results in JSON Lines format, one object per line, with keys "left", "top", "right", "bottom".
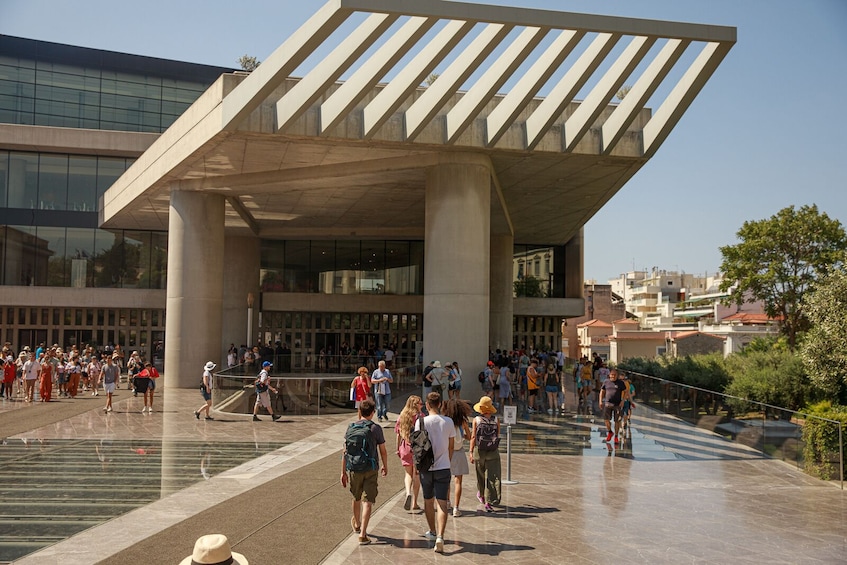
{"left": 512, "top": 244, "right": 566, "bottom": 298}
{"left": 260, "top": 239, "right": 424, "bottom": 295}
{"left": 0, "top": 36, "right": 233, "bottom": 133}
{"left": 0, "top": 150, "right": 167, "bottom": 288}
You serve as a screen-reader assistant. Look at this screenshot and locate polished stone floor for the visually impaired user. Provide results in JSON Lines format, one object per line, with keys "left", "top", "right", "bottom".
{"left": 2, "top": 386, "right": 845, "bottom": 564}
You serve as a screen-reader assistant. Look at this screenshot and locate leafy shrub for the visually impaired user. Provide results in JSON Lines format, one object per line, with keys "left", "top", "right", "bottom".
{"left": 801, "top": 401, "right": 847, "bottom": 481}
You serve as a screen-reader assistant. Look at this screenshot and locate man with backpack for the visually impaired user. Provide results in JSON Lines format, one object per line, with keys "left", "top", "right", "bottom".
{"left": 341, "top": 398, "right": 388, "bottom": 546}
{"left": 413, "top": 391, "right": 455, "bottom": 553}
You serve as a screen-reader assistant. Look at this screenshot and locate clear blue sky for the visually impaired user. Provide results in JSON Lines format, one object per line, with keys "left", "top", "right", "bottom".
{"left": 2, "top": 0, "right": 845, "bottom": 283}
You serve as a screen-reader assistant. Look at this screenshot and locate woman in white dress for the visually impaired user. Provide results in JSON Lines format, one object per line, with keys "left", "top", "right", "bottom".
{"left": 444, "top": 398, "right": 472, "bottom": 517}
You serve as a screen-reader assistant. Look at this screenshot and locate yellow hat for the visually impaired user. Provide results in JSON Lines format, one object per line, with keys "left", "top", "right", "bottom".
{"left": 473, "top": 396, "right": 497, "bottom": 415}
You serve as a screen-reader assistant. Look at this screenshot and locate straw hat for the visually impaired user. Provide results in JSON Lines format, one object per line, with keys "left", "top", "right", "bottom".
{"left": 204, "top": 361, "right": 217, "bottom": 371}
{"left": 473, "top": 396, "right": 497, "bottom": 415}
{"left": 180, "top": 534, "right": 248, "bottom": 565}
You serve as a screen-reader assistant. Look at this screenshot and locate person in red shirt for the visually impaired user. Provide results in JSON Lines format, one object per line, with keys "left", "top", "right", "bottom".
{"left": 39, "top": 355, "right": 53, "bottom": 402}
{"left": 350, "top": 366, "right": 372, "bottom": 409}
{"left": 138, "top": 361, "right": 160, "bottom": 414}
{"left": 3, "top": 356, "right": 16, "bottom": 398}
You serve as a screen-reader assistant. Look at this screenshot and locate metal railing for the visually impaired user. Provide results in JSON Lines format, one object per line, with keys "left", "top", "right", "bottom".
{"left": 623, "top": 370, "right": 844, "bottom": 489}
{"left": 211, "top": 355, "right": 422, "bottom": 416}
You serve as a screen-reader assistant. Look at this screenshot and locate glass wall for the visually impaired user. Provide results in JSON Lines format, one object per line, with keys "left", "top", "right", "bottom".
{"left": 512, "top": 244, "right": 566, "bottom": 298}
{"left": 260, "top": 240, "right": 424, "bottom": 295}
{"left": 0, "top": 36, "right": 232, "bottom": 133}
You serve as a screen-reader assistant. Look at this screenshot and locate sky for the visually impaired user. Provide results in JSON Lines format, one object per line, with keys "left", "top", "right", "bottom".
{"left": 2, "top": 0, "right": 846, "bottom": 284}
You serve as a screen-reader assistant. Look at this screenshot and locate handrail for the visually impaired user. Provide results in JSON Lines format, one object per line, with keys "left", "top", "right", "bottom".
{"left": 622, "top": 370, "right": 843, "bottom": 489}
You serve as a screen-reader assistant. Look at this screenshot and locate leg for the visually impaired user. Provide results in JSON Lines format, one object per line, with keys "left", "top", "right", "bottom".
{"left": 359, "top": 500, "right": 373, "bottom": 538}
{"left": 424, "top": 496, "right": 436, "bottom": 533}
{"left": 454, "top": 474, "right": 463, "bottom": 512}
{"left": 435, "top": 497, "right": 449, "bottom": 536}
{"left": 486, "top": 451, "right": 502, "bottom": 505}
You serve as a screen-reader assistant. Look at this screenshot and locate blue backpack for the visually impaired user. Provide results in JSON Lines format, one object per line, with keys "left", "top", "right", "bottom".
{"left": 345, "top": 420, "right": 377, "bottom": 472}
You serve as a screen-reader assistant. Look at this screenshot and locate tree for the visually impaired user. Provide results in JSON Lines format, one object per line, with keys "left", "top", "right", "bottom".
{"left": 719, "top": 205, "right": 847, "bottom": 349}
{"left": 800, "top": 267, "right": 847, "bottom": 404}
{"left": 724, "top": 349, "right": 810, "bottom": 411}
{"left": 514, "top": 275, "right": 544, "bottom": 297}
{"left": 238, "top": 55, "right": 260, "bottom": 71}
{"left": 615, "top": 85, "right": 632, "bottom": 101}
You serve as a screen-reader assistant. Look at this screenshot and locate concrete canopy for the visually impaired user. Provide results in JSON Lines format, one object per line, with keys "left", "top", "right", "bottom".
{"left": 100, "top": 0, "right": 735, "bottom": 246}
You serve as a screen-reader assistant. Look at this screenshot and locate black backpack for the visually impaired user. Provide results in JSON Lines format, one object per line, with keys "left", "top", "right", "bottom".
{"left": 410, "top": 416, "right": 435, "bottom": 472}
{"left": 344, "top": 420, "right": 377, "bottom": 472}
{"left": 476, "top": 416, "right": 500, "bottom": 451}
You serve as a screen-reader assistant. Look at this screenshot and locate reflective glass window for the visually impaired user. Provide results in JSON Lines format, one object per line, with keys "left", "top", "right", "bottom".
{"left": 68, "top": 156, "right": 97, "bottom": 212}
{"left": 66, "top": 228, "right": 95, "bottom": 288}
{"left": 123, "top": 230, "right": 152, "bottom": 288}
{"left": 94, "top": 229, "right": 121, "bottom": 288}
{"left": 284, "top": 241, "right": 311, "bottom": 293}
{"left": 7, "top": 152, "right": 38, "bottom": 208}
{"left": 38, "top": 154, "right": 68, "bottom": 210}
{"left": 0, "top": 151, "right": 8, "bottom": 206}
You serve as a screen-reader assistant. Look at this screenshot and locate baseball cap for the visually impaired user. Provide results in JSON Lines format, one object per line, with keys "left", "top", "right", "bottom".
{"left": 262, "top": 361, "right": 272, "bottom": 368}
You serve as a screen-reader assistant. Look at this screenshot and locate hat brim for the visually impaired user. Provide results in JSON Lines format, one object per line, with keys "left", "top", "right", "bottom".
{"left": 473, "top": 402, "right": 497, "bottom": 414}
{"left": 179, "top": 551, "right": 248, "bottom": 565}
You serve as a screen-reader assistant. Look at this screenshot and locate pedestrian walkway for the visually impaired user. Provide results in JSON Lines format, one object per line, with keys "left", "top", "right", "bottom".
{"left": 1, "top": 385, "right": 845, "bottom": 564}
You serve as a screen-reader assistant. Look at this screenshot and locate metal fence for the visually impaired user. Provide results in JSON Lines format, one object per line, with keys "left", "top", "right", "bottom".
{"left": 624, "top": 370, "right": 844, "bottom": 489}
{"left": 211, "top": 356, "right": 422, "bottom": 416}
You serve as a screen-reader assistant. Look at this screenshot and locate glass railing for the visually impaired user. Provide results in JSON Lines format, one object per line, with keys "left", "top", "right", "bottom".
{"left": 212, "top": 355, "right": 423, "bottom": 416}
{"left": 624, "top": 371, "right": 844, "bottom": 488}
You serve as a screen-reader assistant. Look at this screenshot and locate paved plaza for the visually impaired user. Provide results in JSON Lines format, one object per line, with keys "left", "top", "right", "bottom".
{"left": 1, "top": 383, "right": 845, "bottom": 564}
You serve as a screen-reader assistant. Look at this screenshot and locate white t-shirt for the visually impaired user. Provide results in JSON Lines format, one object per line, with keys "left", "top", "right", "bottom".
{"left": 415, "top": 414, "right": 455, "bottom": 472}
{"left": 23, "top": 360, "right": 40, "bottom": 380}
{"left": 384, "top": 349, "right": 394, "bottom": 362}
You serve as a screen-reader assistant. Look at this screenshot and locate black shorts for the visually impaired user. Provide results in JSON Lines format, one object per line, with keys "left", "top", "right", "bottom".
{"left": 419, "top": 468, "right": 451, "bottom": 501}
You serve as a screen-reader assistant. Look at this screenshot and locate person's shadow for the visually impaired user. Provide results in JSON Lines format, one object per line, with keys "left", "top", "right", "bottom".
{"left": 372, "top": 535, "right": 535, "bottom": 556}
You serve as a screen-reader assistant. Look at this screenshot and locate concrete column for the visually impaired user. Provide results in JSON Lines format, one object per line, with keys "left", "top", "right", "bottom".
{"left": 221, "top": 235, "right": 260, "bottom": 364}
{"left": 164, "top": 190, "right": 225, "bottom": 388}
{"left": 424, "top": 159, "right": 490, "bottom": 397}
{"left": 489, "top": 234, "right": 514, "bottom": 352}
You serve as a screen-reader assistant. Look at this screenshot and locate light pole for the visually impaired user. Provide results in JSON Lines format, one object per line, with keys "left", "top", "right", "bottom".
{"left": 247, "top": 292, "right": 254, "bottom": 349}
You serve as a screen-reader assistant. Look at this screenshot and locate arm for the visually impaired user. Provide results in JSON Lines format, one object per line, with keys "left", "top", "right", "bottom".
{"left": 378, "top": 442, "right": 388, "bottom": 477}
{"left": 340, "top": 453, "right": 348, "bottom": 487}
{"left": 447, "top": 436, "right": 454, "bottom": 463}
{"left": 468, "top": 418, "right": 477, "bottom": 463}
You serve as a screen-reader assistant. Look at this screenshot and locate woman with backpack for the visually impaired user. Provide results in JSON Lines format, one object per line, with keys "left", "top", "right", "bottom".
{"left": 469, "top": 396, "right": 501, "bottom": 512}
{"left": 394, "top": 395, "right": 422, "bottom": 512}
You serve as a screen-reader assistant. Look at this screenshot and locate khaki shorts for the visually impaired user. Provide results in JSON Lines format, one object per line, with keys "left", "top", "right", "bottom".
{"left": 348, "top": 469, "right": 379, "bottom": 502}
{"left": 255, "top": 390, "right": 272, "bottom": 409}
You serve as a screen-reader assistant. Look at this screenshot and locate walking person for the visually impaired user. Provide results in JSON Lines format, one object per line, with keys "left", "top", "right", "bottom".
{"left": 544, "top": 362, "right": 560, "bottom": 415}
{"left": 416, "top": 391, "right": 455, "bottom": 553}
{"left": 39, "top": 353, "right": 53, "bottom": 402}
{"left": 448, "top": 361, "right": 462, "bottom": 400}
{"left": 139, "top": 361, "right": 160, "bottom": 413}
{"left": 252, "top": 361, "right": 279, "bottom": 421}
{"left": 87, "top": 354, "right": 102, "bottom": 396}
{"left": 470, "top": 396, "right": 501, "bottom": 512}
{"left": 102, "top": 354, "right": 120, "bottom": 413}
{"left": 395, "top": 395, "right": 422, "bottom": 512}
{"left": 443, "top": 398, "right": 471, "bottom": 517}
{"left": 371, "top": 360, "right": 393, "bottom": 422}
{"left": 599, "top": 368, "right": 627, "bottom": 445}
{"left": 22, "top": 351, "right": 40, "bottom": 402}
{"left": 194, "top": 361, "right": 216, "bottom": 420}
{"left": 2, "top": 356, "right": 14, "bottom": 399}
{"left": 341, "top": 398, "right": 388, "bottom": 545}
{"left": 350, "top": 366, "right": 372, "bottom": 409}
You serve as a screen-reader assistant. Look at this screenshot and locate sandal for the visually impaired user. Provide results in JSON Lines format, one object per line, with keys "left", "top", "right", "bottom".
{"left": 351, "top": 516, "right": 360, "bottom": 533}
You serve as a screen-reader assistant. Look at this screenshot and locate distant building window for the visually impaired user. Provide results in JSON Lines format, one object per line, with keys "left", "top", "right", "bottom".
{"left": 667, "top": 280, "right": 673, "bottom": 285}
{"left": 657, "top": 346, "right": 667, "bottom": 356}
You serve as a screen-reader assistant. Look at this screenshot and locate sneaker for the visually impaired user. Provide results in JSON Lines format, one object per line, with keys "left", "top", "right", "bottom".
{"left": 272, "top": 414, "right": 280, "bottom": 421}
{"left": 252, "top": 415, "right": 261, "bottom": 421}
{"left": 476, "top": 491, "right": 485, "bottom": 505}
{"left": 605, "top": 431, "right": 614, "bottom": 442}
{"left": 404, "top": 494, "right": 412, "bottom": 511}
{"left": 358, "top": 535, "right": 371, "bottom": 545}
{"left": 194, "top": 411, "right": 200, "bottom": 420}
{"left": 484, "top": 503, "right": 494, "bottom": 513}
{"left": 107, "top": 406, "right": 112, "bottom": 412}
{"left": 148, "top": 407, "right": 153, "bottom": 413}
{"left": 434, "top": 536, "right": 444, "bottom": 553}
{"left": 423, "top": 530, "right": 437, "bottom": 541}
{"left": 205, "top": 416, "right": 214, "bottom": 421}
{"left": 141, "top": 407, "right": 147, "bottom": 414}
{"left": 547, "top": 408, "right": 553, "bottom": 414}
{"left": 452, "top": 507, "right": 461, "bottom": 517}
{"left": 614, "top": 435, "right": 620, "bottom": 445}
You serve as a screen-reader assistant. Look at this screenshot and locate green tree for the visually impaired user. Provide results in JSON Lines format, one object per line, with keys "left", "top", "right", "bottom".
{"left": 800, "top": 267, "right": 847, "bottom": 404}
{"left": 724, "top": 349, "right": 810, "bottom": 411}
{"left": 719, "top": 205, "right": 847, "bottom": 349}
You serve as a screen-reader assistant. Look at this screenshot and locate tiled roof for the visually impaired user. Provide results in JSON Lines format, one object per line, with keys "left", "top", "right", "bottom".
{"left": 577, "top": 319, "right": 612, "bottom": 328}
{"left": 673, "top": 331, "right": 726, "bottom": 341}
{"left": 721, "top": 312, "right": 778, "bottom": 324}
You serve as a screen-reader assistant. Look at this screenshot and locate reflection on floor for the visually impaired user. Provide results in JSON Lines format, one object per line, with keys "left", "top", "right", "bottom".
{"left": 0, "top": 438, "right": 286, "bottom": 563}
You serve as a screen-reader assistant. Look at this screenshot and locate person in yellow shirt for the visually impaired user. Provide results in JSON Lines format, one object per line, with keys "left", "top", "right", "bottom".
{"left": 526, "top": 359, "right": 541, "bottom": 414}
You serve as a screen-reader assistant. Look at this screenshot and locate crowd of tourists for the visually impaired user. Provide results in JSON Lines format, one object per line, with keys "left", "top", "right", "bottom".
{"left": 1, "top": 341, "right": 159, "bottom": 412}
